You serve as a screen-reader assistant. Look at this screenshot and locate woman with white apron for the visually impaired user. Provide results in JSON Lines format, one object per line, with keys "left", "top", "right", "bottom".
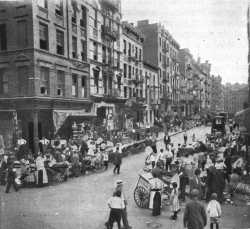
{"left": 149, "top": 171, "right": 164, "bottom": 216}
{"left": 35, "top": 154, "right": 48, "bottom": 187}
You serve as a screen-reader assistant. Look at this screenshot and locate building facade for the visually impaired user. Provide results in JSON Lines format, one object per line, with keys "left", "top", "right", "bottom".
{"left": 210, "top": 75, "right": 223, "bottom": 113}
{"left": 121, "top": 21, "right": 146, "bottom": 130}
{"left": 0, "top": 0, "right": 94, "bottom": 153}
{"left": 143, "top": 60, "right": 160, "bottom": 125}
{"left": 136, "top": 20, "right": 180, "bottom": 119}
{"left": 88, "top": 0, "right": 126, "bottom": 131}
{"left": 222, "top": 86, "right": 248, "bottom": 114}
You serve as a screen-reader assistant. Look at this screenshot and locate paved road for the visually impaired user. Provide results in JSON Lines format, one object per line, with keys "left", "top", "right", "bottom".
{"left": 0, "top": 126, "right": 249, "bottom": 229}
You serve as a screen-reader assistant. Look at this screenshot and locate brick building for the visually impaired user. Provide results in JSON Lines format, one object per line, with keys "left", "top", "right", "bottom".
{"left": 136, "top": 20, "right": 180, "bottom": 119}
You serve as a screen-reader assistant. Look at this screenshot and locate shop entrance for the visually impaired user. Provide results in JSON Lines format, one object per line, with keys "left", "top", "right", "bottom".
{"left": 28, "top": 122, "right": 42, "bottom": 153}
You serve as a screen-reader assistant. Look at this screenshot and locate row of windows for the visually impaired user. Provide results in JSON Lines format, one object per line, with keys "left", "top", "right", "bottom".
{"left": 0, "top": 67, "right": 86, "bottom": 97}
{"left": 123, "top": 64, "right": 142, "bottom": 78}
{"left": 123, "top": 40, "right": 142, "bottom": 59}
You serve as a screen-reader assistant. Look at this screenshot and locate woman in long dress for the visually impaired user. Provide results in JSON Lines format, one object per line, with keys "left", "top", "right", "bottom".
{"left": 149, "top": 171, "right": 164, "bottom": 216}
{"left": 35, "top": 153, "right": 48, "bottom": 187}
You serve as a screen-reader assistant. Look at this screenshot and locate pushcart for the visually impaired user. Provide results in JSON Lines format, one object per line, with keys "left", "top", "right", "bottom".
{"left": 134, "top": 173, "right": 173, "bottom": 208}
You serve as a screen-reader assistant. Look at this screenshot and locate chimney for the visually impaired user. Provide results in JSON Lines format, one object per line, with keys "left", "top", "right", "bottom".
{"left": 137, "top": 20, "right": 149, "bottom": 26}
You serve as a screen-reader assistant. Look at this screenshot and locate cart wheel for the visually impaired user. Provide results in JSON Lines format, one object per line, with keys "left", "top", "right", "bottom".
{"left": 134, "top": 186, "right": 149, "bottom": 208}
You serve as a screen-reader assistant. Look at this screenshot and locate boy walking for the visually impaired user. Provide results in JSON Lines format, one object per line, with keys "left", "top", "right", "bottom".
{"left": 207, "top": 193, "right": 221, "bottom": 229}
{"left": 105, "top": 189, "right": 125, "bottom": 229}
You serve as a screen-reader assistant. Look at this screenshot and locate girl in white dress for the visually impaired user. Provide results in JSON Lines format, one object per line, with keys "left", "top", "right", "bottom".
{"left": 170, "top": 182, "right": 180, "bottom": 220}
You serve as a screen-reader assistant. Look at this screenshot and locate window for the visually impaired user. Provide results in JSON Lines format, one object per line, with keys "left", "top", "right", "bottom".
{"left": 81, "top": 40, "right": 86, "bottom": 61}
{"left": 57, "top": 70, "right": 64, "bottom": 96}
{"left": 72, "top": 74, "right": 77, "bottom": 97}
{"left": 80, "top": 6, "right": 87, "bottom": 28}
{"left": 18, "top": 66, "right": 28, "bottom": 95}
{"left": 128, "top": 65, "right": 131, "bottom": 79}
{"left": 94, "top": 9, "right": 98, "bottom": 28}
{"left": 159, "top": 69, "right": 161, "bottom": 78}
{"left": 0, "top": 69, "right": 8, "bottom": 95}
{"left": 159, "top": 37, "right": 161, "bottom": 46}
{"left": 38, "top": 0, "right": 47, "bottom": 9}
{"left": 40, "top": 67, "right": 49, "bottom": 94}
{"left": 116, "top": 52, "right": 120, "bottom": 69}
{"left": 129, "top": 87, "right": 132, "bottom": 98}
{"left": 102, "top": 45, "right": 106, "bottom": 64}
{"left": 0, "top": 24, "right": 7, "bottom": 51}
{"left": 93, "top": 41, "right": 98, "bottom": 61}
{"left": 103, "top": 74, "right": 107, "bottom": 94}
{"left": 94, "top": 70, "right": 99, "bottom": 93}
{"left": 160, "top": 85, "right": 162, "bottom": 94}
{"left": 160, "top": 52, "right": 162, "bottom": 62}
{"left": 72, "top": 36, "right": 77, "bottom": 58}
{"left": 55, "top": 0, "right": 63, "bottom": 16}
{"left": 135, "top": 47, "right": 138, "bottom": 58}
{"left": 108, "top": 77, "right": 112, "bottom": 94}
{"left": 139, "top": 49, "right": 141, "bottom": 60}
{"left": 71, "top": 2, "right": 76, "bottom": 24}
{"left": 17, "top": 21, "right": 27, "bottom": 49}
{"left": 123, "top": 64, "right": 127, "bottom": 78}
{"left": 117, "top": 76, "right": 121, "bottom": 91}
{"left": 128, "top": 42, "right": 131, "bottom": 56}
{"left": 81, "top": 76, "right": 86, "bottom": 97}
{"left": 39, "top": 23, "right": 48, "bottom": 50}
{"left": 56, "top": 30, "right": 64, "bottom": 55}
{"left": 124, "top": 86, "right": 127, "bottom": 98}
{"left": 123, "top": 40, "right": 126, "bottom": 54}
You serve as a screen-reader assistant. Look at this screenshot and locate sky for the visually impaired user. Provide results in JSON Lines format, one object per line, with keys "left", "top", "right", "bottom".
{"left": 121, "top": 0, "right": 249, "bottom": 84}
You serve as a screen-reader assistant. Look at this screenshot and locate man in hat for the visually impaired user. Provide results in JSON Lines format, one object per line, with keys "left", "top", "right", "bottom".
{"left": 113, "top": 180, "right": 132, "bottom": 229}
{"left": 183, "top": 189, "right": 207, "bottom": 229}
{"left": 5, "top": 159, "right": 19, "bottom": 193}
{"left": 189, "top": 169, "right": 204, "bottom": 201}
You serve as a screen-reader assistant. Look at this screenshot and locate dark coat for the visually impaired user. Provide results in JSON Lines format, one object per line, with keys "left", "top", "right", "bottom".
{"left": 224, "top": 155, "right": 232, "bottom": 174}
{"left": 7, "top": 164, "right": 16, "bottom": 182}
{"left": 113, "top": 151, "right": 122, "bottom": 165}
{"left": 189, "top": 176, "right": 202, "bottom": 200}
{"left": 183, "top": 199, "right": 207, "bottom": 229}
{"left": 164, "top": 135, "right": 171, "bottom": 145}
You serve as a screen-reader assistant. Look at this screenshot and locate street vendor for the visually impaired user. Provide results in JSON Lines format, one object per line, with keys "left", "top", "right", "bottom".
{"left": 149, "top": 170, "right": 164, "bottom": 216}
{"left": 35, "top": 152, "right": 48, "bottom": 187}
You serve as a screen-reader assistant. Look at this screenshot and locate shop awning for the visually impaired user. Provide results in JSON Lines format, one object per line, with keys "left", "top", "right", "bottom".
{"left": 234, "top": 107, "right": 250, "bottom": 130}
{"left": 53, "top": 109, "right": 96, "bottom": 134}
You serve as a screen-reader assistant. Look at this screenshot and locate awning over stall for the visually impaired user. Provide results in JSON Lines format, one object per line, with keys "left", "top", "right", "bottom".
{"left": 234, "top": 107, "right": 250, "bottom": 131}
{"left": 53, "top": 109, "right": 96, "bottom": 134}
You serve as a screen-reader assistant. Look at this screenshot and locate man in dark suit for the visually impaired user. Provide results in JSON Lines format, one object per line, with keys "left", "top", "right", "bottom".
{"left": 163, "top": 132, "right": 171, "bottom": 150}
{"left": 189, "top": 168, "right": 204, "bottom": 200}
{"left": 183, "top": 189, "right": 207, "bottom": 229}
{"left": 113, "top": 147, "right": 122, "bottom": 174}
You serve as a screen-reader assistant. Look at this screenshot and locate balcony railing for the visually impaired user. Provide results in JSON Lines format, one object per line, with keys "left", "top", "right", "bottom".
{"left": 180, "top": 81, "right": 186, "bottom": 88}
{"left": 186, "top": 63, "right": 192, "bottom": 70}
{"left": 127, "top": 53, "right": 136, "bottom": 62}
{"left": 172, "top": 84, "right": 179, "bottom": 90}
{"left": 161, "top": 92, "right": 171, "bottom": 100}
{"left": 172, "top": 56, "right": 180, "bottom": 63}
{"left": 135, "top": 56, "right": 142, "bottom": 64}
{"left": 162, "top": 46, "right": 169, "bottom": 53}
{"left": 162, "top": 62, "right": 169, "bottom": 69}
{"left": 128, "top": 97, "right": 146, "bottom": 104}
{"left": 101, "top": 25, "right": 119, "bottom": 40}
{"left": 162, "top": 74, "right": 169, "bottom": 83}
{"left": 105, "top": 88, "right": 121, "bottom": 97}
{"left": 129, "top": 75, "right": 144, "bottom": 87}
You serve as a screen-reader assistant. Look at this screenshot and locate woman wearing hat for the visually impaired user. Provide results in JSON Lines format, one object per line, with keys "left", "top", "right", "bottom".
{"left": 149, "top": 171, "right": 164, "bottom": 216}
{"left": 35, "top": 153, "right": 48, "bottom": 187}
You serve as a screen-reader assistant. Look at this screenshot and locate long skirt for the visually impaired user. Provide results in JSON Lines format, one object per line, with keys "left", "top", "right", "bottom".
{"left": 152, "top": 191, "right": 161, "bottom": 216}
{"left": 36, "top": 168, "right": 48, "bottom": 187}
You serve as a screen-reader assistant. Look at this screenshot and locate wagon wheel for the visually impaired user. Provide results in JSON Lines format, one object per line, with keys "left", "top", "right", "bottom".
{"left": 134, "top": 186, "right": 149, "bottom": 208}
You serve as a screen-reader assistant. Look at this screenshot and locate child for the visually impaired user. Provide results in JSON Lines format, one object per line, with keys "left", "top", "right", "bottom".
{"left": 170, "top": 182, "right": 180, "bottom": 220}
{"left": 150, "top": 152, "right": 156, "bottom": 169}
{"left": 105, "top": 189, "right": 125, "bottom": 229}
{"left": 103, "top": 151, "right": 109, "bottom": 170}
{"left": 207, "top": 193, "right": 221, "bottom": 229}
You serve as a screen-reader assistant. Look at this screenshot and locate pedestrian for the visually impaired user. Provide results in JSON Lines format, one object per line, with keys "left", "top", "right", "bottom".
{"left": 113, "top": 147, "right": 122, "bottom": 174}
{"left": 170, "top": 182, "right": 180, "bottom": 220}
{"left": 151, "top": 133, "right": 157, "bottom": 154}
{"left": 144, "top": 135, "right": 152, "bottom": 148}
{"left": 165, "top": 147, "right": 173, "bottom": 172}
{"left": 0, "top": 155, "right": 8, "bottom": 185}
{"left": 72, "top": 151, "right": 79, "bottom": 177}
{"left": 178, "top": 166, "right": 187, "bottom": 202}
{"left": 229, "top": 123, "right": 233, "bottom": 133}
{"left": 150, "top": 152, "right": 156, "bottom": 169}
{"left": 224, "top": 152, "right": 232, "bottom": 184}
{"left": 113, "top": 180, "right": 132, "bottom": 229}
{"left": 103, "top": 150, "right": 109, "bottom": 170}
{"left": 5, "top": 159, "right": 19, "bottom": 194}
{"left": 189, "top": 169, "right": 204, "bottom": 200}
{"left": 164, "top": 132, "right": 171, "bottom": 150}
{"left": 183, "top": 189, "right": 207, "bottom": 229}
{"left": 149, "top": 171, "right": 164, "bottom": 216}
{"left": 183, "top": 131, "right": 188, "bottom": 144}
{"left": 229, "top": 168, "right": 242, "bottom": 203}
{"left": 105, "top": 189, "right": 125, "bottom": 229}
{"left": 35, "top": 152, "right": 48, "bottom": 187}
{"left": 207, "top": 193, "right": 221, "bottom": 229}
{"left": 156, "top": 149, "right": 164, "bottom": 165}
{"left": 146, "top": 123, "right": 151, "bottom": 134}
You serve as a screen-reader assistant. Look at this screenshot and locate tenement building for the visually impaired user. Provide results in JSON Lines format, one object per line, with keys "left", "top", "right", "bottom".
{"left": 121, "top": 21, "right": 146, "bottom": 131}
{"left": 136, "top": 20, "right": 181, "bottom": 119}
{"left": 210, "top": 75, "right": 223, "bottom": 113}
